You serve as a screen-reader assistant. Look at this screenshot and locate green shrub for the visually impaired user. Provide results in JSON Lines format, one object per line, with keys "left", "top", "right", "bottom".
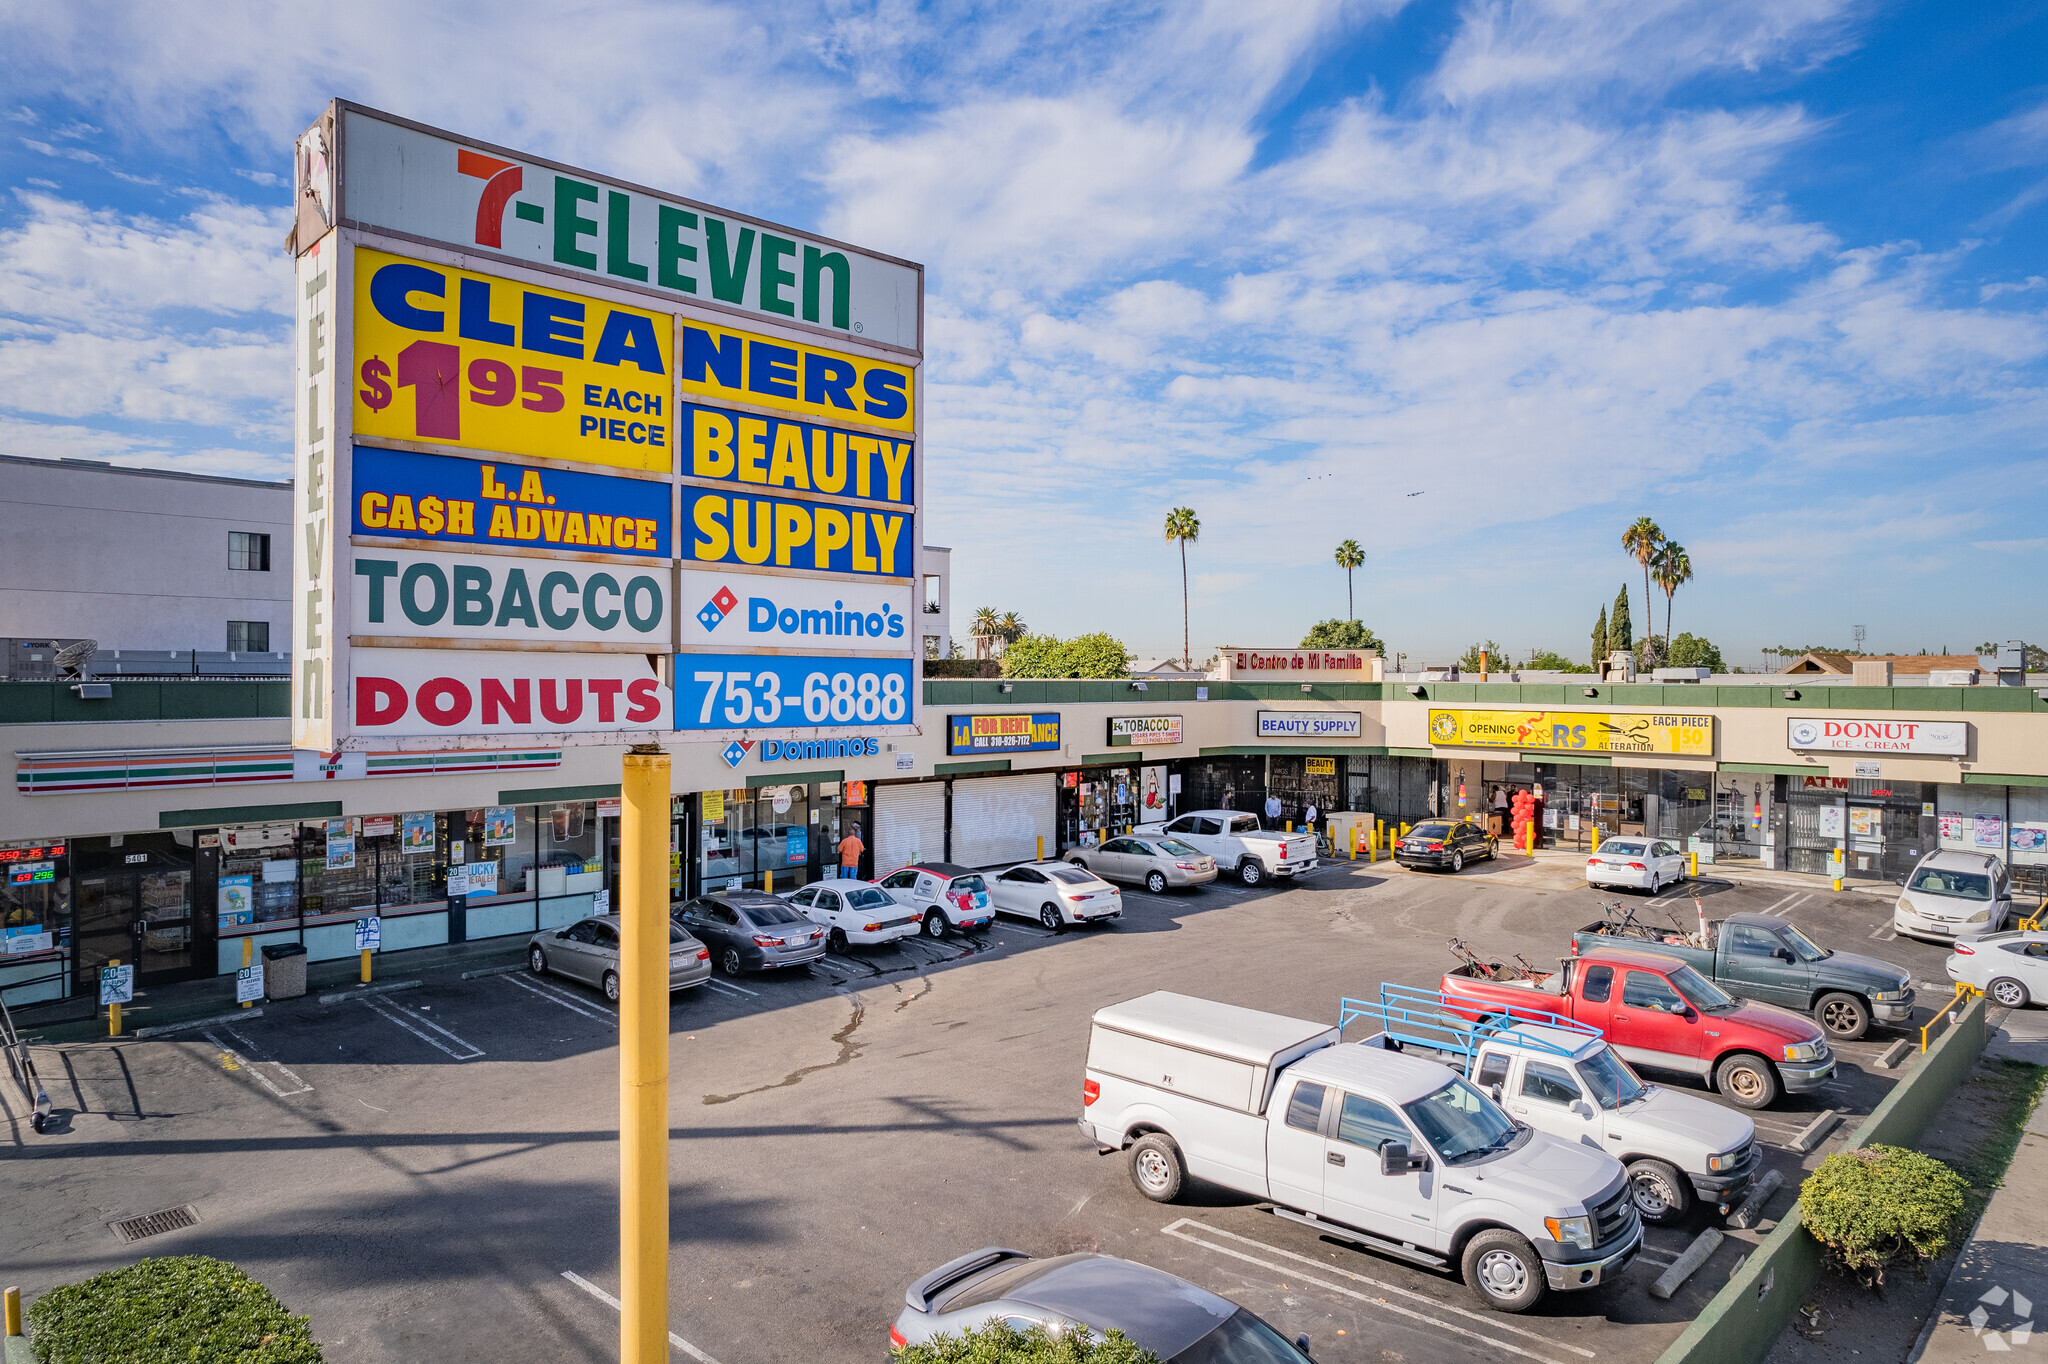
{"left": 28, "top": 1255, "right": 322, "bottom": 1363}
{"left": 1799, "top": 1145, "right": 1969, "bottom": 1282}
{"left": 894, "top": 1320, "right": 1159, "bottom": 1364}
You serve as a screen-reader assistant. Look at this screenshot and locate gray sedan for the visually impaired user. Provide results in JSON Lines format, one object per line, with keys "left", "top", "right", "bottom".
{"left": 1068, "top": 836, "right": 1217, "bottom": 893}
{"left": 527, "top": 915, "right": 712, "bottom": 1002}
{"left": 891, "top": 1248, "right": 1314, "bottom": 1362}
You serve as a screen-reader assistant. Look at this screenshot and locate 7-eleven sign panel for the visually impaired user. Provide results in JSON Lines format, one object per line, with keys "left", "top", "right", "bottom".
{"left": 349, "top": 648, "right": 671, "bottom": 743}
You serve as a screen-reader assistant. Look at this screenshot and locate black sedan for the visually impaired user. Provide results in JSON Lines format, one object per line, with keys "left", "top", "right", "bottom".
{"left": 1393, "top": 818, "right": 1497, "bottom": 872}
{"left": 674, "top": 891, "right": 826, "bottom": 975}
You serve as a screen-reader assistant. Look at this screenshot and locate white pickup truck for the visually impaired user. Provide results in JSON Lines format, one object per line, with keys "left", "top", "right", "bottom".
{"left": 1080, "top": 991, "right": 1643, "bottom": 1312}
{"left": 1345, "top": 985, "right": 1761, "bottom": 1225}
{"left": 1135, "top": 811, "right": 1316, "bottom": 886}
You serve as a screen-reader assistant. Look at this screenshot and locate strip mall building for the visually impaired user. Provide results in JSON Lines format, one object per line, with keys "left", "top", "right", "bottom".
{"left": 6, "top": 658, "right": 2047, "bottom": 1008}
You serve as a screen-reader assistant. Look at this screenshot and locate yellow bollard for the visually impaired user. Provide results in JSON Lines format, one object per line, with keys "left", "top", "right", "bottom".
{"left": 1688, "top": 851, "right": 1699, "bottom": 879}
{"left": 5, "top": 1285, "right": 20, "bottom": 1336}
{"left": 107, "top": 957, "right": 121, "bottom": 1037}
{"left": 241, "top": 936, "right": 254, "bottom": 1009}
{"left": 765, "top": 867, "right": 773, "bottom": 894}
{"left": 1591, "top": 825, "right": 1602, "bottom": 853}
{"left": 619, "top": 748, "right": 672, "bottom": 1364}
{"left": 1037, "top": 835, "right": 1045, "bottom": 861}
{"left": 360, "top": 947, "right": 372, "bottom": 984}
{"left": 1286, "top": 820, "right": 1293, "bottom": 833}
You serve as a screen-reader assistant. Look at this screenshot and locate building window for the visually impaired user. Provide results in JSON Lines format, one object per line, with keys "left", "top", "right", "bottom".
{"left": 227, "top": 621, "right": 270, "bottom": 652}
{"left": 923, "top": 574, "right": 941, "bottom": 613}
{"left": 229, "top": 531, "right": 271, "bottom": 571}
{"left": 924, "top": 635, "right": 942, "bottom": 660}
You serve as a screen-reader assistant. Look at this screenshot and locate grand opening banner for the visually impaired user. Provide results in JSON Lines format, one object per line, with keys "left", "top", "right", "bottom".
{"left": 1427, "top": 709, "right": 1716, "bottom": 756}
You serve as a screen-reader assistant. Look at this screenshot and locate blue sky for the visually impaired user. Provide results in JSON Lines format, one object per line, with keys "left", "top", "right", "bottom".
{"left": 3, "top": 0, "right": 2045, "bottom": 668}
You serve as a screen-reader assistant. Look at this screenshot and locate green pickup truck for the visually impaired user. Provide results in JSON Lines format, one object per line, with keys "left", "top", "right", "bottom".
{"left": 1571, "top": 911, "right": 1914, "bottom": 1041}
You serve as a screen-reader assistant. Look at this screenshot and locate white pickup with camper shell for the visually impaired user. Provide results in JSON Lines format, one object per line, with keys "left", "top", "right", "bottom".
{"left": 1079, "top": 991, "right": 1643, "bottom": 1313}
{"left": 1134, "top": 811, "right": 1316, "bottom": 886}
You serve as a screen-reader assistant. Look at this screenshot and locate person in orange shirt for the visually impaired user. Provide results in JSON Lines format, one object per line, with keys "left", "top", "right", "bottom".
{"left": 836, "top": 828, "right": 865, "bottom": 879}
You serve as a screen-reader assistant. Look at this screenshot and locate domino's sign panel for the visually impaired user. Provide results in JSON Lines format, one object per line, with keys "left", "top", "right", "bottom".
{"left": 679, "top": 569, "right": 910, "bottom": 651}
{"left": 676, "top": 654, "right": 915, "bottom": 732}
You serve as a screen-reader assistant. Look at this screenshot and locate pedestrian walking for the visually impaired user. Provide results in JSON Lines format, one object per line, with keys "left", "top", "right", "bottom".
{"left": 836, "top": 827, "right": 865, "bottom": 879}
{"left": 1491, "top": 784, "right": 1510, "bottom": 837}
{"left": 1304, "top": 801, "right": 1320, "bottom": 829}
{"left": 1221, "top": 787, "right": 1235, "bottom": 810}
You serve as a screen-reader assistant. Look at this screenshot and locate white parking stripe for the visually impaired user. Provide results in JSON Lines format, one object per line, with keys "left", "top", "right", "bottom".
{"left": 991, "top": 922, "right": 1055, "bottom": 939}
{"left": 1162, "top": 1219, "right": 1595, "bottom": 1363}
{"left": 1869, "top": 924, "right": 1898, "bottom": 941}
{"left": 1760, "top": 892, "right": 1800, "bottom": 917}
{"left": 561, "top": 1270, "right": 724, "bottom": 1364}
{"left": 503, "top": 972, "right": 617, "bottom": 1022}
{"left": 201, "top": 1032, "right": 313, "bottom": 1097}
{"left": 361, "top": 995, "right": 484, "bottom": 1061}
{"left": 705, "top": 977, "right": 758, "bottom": 998}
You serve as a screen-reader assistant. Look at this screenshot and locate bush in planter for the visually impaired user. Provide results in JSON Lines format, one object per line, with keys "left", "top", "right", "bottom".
{"left": 893, "top": 1320, "right": 1158, "bottom": 1364}
{"left": 28, "top": 1255, "right": 321, "bottom": 1363}
{"left": 1799, "top": 1145, "right": 1968, "bottom": 1283}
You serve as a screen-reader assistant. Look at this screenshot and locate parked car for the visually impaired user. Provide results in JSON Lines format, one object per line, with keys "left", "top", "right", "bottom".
{"left": 526, "top": 914, "right": 711, "bottom": 1002}
{"left": 1067, "top": 835, "right": 1217, "bottom": 892}
{"left": 876, "top": 862, "right": 996, "bottom": 938}
{"left": 1440, "top": 946, "right": 1834, "bottom": 1109}
{"left": 1572, "top": 911, "right": 1914, "bottom": 1041}
{"left": 1584, "top": 838, "right": 1687, "bottom": 893}
{"left": 783, "top": 879, "right": 920, "bottom": 953}
{"left": 1080, "top": 991, "right": 1640, "bottom": 1312}
{"left": 1894, "top": 850, "right": 2019, "bottom": 943}
{"left": 990, "top": 862, "right": 1122, "bottom": 930}
{"left": 1135, "top": 811, "right": 1317, "bottom": 886}
{"left": 1344, "top": 985, "right": 1759, "bottom": 1224}
{"left": 890, "top": 1249, "right": 1314, "bottom": 1362}
{"left": 1947, "top": 930, "right": 2048, "bottom": 1007}
{"left": 1393, "top": 819, "right": 1497, "bottom": 873}
{"left": 674, "top": 891, "right": 826, "bottom": 975}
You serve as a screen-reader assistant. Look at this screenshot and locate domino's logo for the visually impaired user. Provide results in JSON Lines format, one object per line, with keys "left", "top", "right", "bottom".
{"left": 697, "top": 585, "right": 740, "bottom": 633}
{"left": 721, "top": 739, "right": 754, "bottom": 768}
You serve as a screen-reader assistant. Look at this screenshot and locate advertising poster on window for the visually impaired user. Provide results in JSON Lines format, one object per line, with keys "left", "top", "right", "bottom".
{"left": 1976, "top": 815, "right": 2006, "bottom": 848}
{"left": 1848, "top": 807, "right": 1880, "bottom": 838}
{"left": 786, "top": 827, "right": 809, "bottom": 865}
{"left": 1818, "top": 806, "right": 1845, "bottom": 839}
{"left": 325, "top": 834, "right": 357, "bottom": 871}
{"left": 702, "top": 789, "right": 725, "bottom": 823}
{"left": 2011, "top": 824, "right": 2048, "bottom": 854}
{"left": 484, "top": 806, "right": 518, "bottom": 846}
{"left": 401, "top": 812, "right": 435, "bottom": 853}
{"left": 1939, "top": 812, "right": 1965, "bottom": 843}
{"left": 1140, "top": 766, "right": 1168, "bottom": 816}
{"left": 218, "top": 875, "right": 255, "bottom": 927}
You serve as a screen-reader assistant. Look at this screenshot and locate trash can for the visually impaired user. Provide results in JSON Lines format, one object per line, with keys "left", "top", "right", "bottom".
{"left": 261, "top": 943, "right": 308, "bottom": 1000}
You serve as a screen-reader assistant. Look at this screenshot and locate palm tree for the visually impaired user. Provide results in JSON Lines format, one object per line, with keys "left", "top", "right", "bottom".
{"left": 1164, "top": 507, "right": 1201, "bottom": 668}
{"left": 995, "top": 611, "right": 1026, "bottom": 655}
{"left": 1621, "top": 517, "right": 1664, "bottom": 661}
{"left": 1653, "top": 542, "right": 1692, "bottom": 653}
{"left": 969, "top": 606, "right": 999, "bottom": 660}
{"left": 1334, "top": 539, "right": 1365, "bottom": 621}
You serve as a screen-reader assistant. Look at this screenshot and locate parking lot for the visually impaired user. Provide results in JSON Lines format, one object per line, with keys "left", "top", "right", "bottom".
{"left": 2, "top": 856, "right": 1968, "bottom": 1364}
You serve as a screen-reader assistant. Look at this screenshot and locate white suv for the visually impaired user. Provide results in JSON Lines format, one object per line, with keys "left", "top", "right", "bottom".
{"left": 1894, "top": 850, "right": 2016, "bottom": 943}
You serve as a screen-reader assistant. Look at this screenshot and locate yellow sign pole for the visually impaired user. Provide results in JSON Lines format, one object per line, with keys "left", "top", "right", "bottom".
{"left": 241, "top": 936, "right": 254, "bottom": 1008}
{"left": 107, "top": 958, "right": 121, "bottom": 1036}
{"left": 360, "top": 947, "right": 373, "bottom": 984}
{"left": 620, "top": 747, "right": 671, "bottom": 1364}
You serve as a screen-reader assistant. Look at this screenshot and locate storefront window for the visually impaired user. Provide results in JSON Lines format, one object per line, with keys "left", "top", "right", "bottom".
{"left": 1, "top": 840, "right": 69, "bottom": 952}
{"left": 697, "top": 785, "right": 824, "bottom": 893}
{"left": 377, "top": 812, "right": 446, "bottom": 909}
{"left": 300, "top": 818, "right": 379, "bottom": 920}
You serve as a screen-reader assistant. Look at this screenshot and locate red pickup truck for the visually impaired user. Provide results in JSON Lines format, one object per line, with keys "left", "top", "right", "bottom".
{"left": 1440, "top": 946, "right": 1834, "bottom": 1109}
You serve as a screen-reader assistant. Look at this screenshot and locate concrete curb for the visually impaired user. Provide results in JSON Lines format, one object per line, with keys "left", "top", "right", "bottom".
{"left": 1878, "top": 1038, "right": 1912, "bottom": 1068}
{"left": 1726, "top": 1168, "right": 1785, "bottom": 1230}
{"left": 317, "top": 980, "right": 421, "bottom": 1005}
{"left": 459, "top": 963, "right": 526, "bottom": 979}
{"left": 132, "top": 1009, "right": 265, "bottom": 1038}
{"left": 1791, "top": 1110, "right": 1841, "bottom": 1153}
{"left": 1651, "top": 1228, "right": 1724, "bottom": 1300}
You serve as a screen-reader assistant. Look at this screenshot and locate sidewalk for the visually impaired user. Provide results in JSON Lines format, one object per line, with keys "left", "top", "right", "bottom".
{"left": 1910, "top": 1085, "right": 2048, "bottom": 1361}
{"left": 17, "top": 934, "right": 530, "bottom": 1045}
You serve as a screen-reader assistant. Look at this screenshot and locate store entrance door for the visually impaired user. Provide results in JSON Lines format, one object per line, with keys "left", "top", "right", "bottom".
{"left": 72, "top": 868, "right": 195, "bottom": 989}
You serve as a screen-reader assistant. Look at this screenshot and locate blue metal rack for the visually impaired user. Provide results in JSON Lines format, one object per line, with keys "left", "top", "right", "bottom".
{"left": 1339, "top": 981, "right": 1601, "bottom": 1062}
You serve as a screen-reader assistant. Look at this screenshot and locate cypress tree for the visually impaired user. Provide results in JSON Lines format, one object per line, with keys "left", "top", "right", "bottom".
{"left": 1592, "top": 605, "right": 1608, "bottom": 670}
{"left": 1610, "top": 585, "right": 1633, "bottom": 653}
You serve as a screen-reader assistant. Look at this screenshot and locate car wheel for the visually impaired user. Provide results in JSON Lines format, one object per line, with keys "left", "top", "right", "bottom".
{"left": 1239, "top": 859, "right": 1263, "bottom": 887}
{"left": 1040, "top": 904, "right": 1063, "bottom": 932}
{"left": 602, "top": 970, "right": 621, "bottom": 1003}
{"left": 1451, "top": 850, "right": 1465, "bottom": 873}
{"left": 1715, "top": 1053, "right": 1780, "bottom": 1109}
{"left": 923, "top": 911, "right": 949, "bottom": 939}
{"left": 1146, "top": 871, "right": 1168, "bottom": 894}
{"left": 1989, "top": 976, "right": 2031, "bottom": 1008}
{"left": 1627, "top": 1158, "right": 1694, "bottom": 1225}
{"left": 1128, "top": 1133, "right": 1186, "bottom": 1203}
{"left": 720, "top": 947, "right": 745, "bottom": 976}
{"left": 828, "top": 928, "right": 850, "bottom": 955}
{"left": 1815, "top": 992, "right": 1871, "bottom": 1041}
{"left": 1460, "top": 1229, "right": 1545, "bottom": 1313}
{"left": 529, "top": 945, "right": 547, "bottom": 976}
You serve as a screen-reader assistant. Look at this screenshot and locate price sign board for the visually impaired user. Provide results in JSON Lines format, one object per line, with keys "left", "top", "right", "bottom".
{"left": 290, "top": 100, "right": 922, "bottom": 754}
{"left": 354, "top": 916, "right": 382, "bottom": 951}
{"left": 99, "top": 964, "right": 135, "bottom": 1006}
{"left": 236, "top": 964, "right": 265, "bottom": 1004}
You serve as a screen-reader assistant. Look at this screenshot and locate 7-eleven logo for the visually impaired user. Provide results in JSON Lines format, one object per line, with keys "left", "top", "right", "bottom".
{"left": 458, "top": 149, "right": 524, "bottom": 248}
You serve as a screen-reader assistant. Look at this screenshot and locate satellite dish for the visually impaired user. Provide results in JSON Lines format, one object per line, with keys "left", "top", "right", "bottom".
{"left": 54, "top": 639, "right": 98, "bottom": 679}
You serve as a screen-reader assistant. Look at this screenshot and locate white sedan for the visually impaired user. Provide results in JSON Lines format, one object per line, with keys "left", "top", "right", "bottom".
{"left": 1947, "top": 931, "right": 2048, "bottom": 1008}
{"left": 784, "top": 880, "right": 921, "bottom": 953}
{"left": 989, "top": 862, "right": 1122, "bottom": 931}
{"left": 1585, "top": 837, "right": 1688, "bottom": 893}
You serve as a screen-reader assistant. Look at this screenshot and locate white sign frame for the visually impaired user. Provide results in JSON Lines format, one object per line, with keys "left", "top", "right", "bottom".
{"left": 354, "top": 915, "right": 382, "bottom": 950}
{"left": 236, "top": 964, "right": 265, "bottom": 1004}
{"left": 1255, "top": 711, "right": 1363, "bottom": 740}
{"left": 99, "top": 964, "right": 135, "bottom": 1005}
{"left": 1786, "top": 717, "right": 1967, "bottom": 756}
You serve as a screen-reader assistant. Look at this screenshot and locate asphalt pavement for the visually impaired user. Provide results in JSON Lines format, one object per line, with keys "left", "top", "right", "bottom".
{"left": 0, "top": 856, "right": 1969, "bottom": 1364}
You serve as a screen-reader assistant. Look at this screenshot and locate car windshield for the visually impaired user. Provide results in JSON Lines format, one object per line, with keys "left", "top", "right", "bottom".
{"left": 948, "top": 876, "right": 988, "bottom": 895}
{"left": 844, "top": 888, "right": 894, "bottom": 910}
{"left": 1412, "top": 824, "right": 1450, "bottom": 839}
{"left": 1910, "top": 868, "right": 1991, "bottom": 900}
{"left": 1602, "top": 840, "right": 1647, "bottom": 856}
{"left": 1577, "top": 1046, "right": 1648, "bottom": 1110}
{"left": 741, "top": 902, "right": 806, "bottom": 925}
{"left": 1670, "top": 963, "right": 1737, "bottom": 1011}
{"left": 1780, "top": 924, "right": 1830, "bottom": 962}
{"left": 668, "top": 922, "right": 690, "bottom": 944}
{"left": 1158, "top": 839, "right": 1202, "bottom": 857}
{"left": 1170, "top": 1309, "right": 1312, "bottom": 1364}
{"left": 1401, "top": 1077, "right": 1520, "bottom": 1165}
{"left": 1045, "top": 867, "right": 1095, "bottom": 885}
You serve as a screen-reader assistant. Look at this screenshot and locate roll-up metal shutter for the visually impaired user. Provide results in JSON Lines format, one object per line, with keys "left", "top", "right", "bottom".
{"left": 875, "top": 781, "right": 947, "bottom": 875}
{"left": 951, "top": 773, "right": 1057, "bottom": 869}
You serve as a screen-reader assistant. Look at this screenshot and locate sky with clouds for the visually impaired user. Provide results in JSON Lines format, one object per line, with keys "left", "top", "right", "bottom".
{"left": 2, "top": 0, "right": 2045, "bottom": 669}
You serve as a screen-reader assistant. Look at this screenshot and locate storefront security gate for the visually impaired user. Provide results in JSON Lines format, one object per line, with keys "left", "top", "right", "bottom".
{"left": 951, "top": 774, "right": 1056, "bottom": 869}
{"left": 875, "top": 782, "right": 947, "bottom": 875}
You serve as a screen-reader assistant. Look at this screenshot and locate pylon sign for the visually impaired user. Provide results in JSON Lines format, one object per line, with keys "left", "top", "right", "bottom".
{"left": 289, "top": 102, "right": 923, "bottom": 750}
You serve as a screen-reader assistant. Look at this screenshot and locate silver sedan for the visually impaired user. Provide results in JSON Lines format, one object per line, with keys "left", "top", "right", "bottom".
{"left": 527, "top": 914, "right": 712, "bottom": 1002}
{"left": 1067, "top": 835, "right": 1217, "bottom": 893}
